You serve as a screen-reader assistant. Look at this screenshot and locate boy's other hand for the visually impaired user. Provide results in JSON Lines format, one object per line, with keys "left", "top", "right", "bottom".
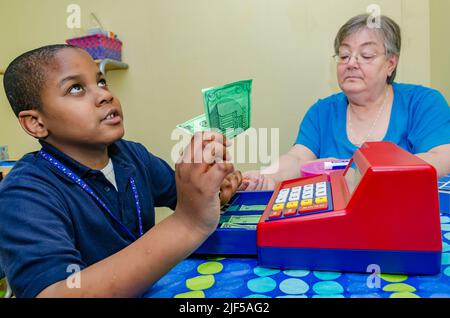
{"left": 175, "top": 132, "right": 234, "bottom": 237}
{"left": 219, "top": 170, "right": 243, "bottom": 206}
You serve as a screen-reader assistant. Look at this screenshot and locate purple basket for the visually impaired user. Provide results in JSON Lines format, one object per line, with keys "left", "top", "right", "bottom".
{"left": 66, "top": 34, "right": 122, "bottom": 61}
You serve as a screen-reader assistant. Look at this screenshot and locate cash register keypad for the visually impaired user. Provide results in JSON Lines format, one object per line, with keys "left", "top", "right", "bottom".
{"left": 268, "top": 182, "right": 332, "bottom": 220}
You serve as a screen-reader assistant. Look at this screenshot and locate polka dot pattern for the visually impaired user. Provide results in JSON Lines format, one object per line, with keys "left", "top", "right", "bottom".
{"left": 383, "top": 283, "right": 416, "bottom": 293}
{"left": 247, "top": 277, "right": 277, "bottom": 293}
{"left": 279, "top": 278, "right": 309, "bottom": 295}
{"left": 380, "top": 274, "right": 408, "bottom": 282}
{"left": 283, "top": 270, "right": 310, "bottom": 277}
{"left": 313, "top": 271, "right": 342, "bottom": 280}
{"left": 312, "top": 281, "right": 344, "bottom": 295}
{"left": 253, "top": 267, "right": 280, "bottom": 277}
{"left": 197, "top": 262, "right": 223, "bottom": 275}
{"left": 442, "top": 253, "right": 450, "bottom": 265}
{"left": 144, "top": 211, "right": 450, "bottom": 298}
{"left": 444, "top": 267, "right": 450, "bottom": 277}
{"left": 441, "top": 216, "right": 450, "bottom": 223}
{"left": 390, "top": 292, "right": 420, "bottom": 298}
{"left": 186, "top": 275, "right": 215, "bottom": 291}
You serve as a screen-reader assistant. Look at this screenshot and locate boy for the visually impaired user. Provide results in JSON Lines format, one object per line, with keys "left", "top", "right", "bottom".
{"left": 0, "top": 44, "right": 242, "bottom": 297}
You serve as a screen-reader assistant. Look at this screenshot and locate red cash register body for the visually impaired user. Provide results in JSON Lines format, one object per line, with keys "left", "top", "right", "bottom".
{"left": 257, "top": 142, "right": 442, "bottom": 274}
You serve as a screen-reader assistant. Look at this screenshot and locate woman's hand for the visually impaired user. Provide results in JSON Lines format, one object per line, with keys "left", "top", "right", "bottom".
{"left": 238, "top": 170, "right": 276, "bottom": 191}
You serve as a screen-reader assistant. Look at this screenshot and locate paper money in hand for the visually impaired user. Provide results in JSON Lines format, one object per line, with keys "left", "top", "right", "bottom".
{"left": 176, "top": 79, "right": 252, "bottom": 139}
{"left": 176, "top": 114, "right": 210, "bottom": 135}
{"left": 202, "top": 80, "right": 252, "bottom": 138}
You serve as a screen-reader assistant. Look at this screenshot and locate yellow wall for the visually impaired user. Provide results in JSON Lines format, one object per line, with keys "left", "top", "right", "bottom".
{"left": 0, "top": 0, "right": 433, "bottom": 160}
{"left": 430, "top": 0, "right": 450, "bottom": 101}
{"left": 0, "top": 0, "right": 437, "bottom": 221}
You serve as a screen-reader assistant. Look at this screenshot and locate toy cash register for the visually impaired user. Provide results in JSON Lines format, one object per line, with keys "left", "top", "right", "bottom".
{"left": 257, "top": 142, "right": 442, "bottom": 275}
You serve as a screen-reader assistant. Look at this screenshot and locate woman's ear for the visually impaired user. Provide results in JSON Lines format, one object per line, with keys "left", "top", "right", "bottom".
{"left": 18, "top": 110, "right": 49, "bottom": 139}
{"left": 387, "top": 54, "right": 399, "bottom": 77}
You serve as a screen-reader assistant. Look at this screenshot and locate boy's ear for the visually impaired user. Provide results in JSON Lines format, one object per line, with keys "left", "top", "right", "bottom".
{"left": 18, "top": 110, "right": 49, "bottom": 139}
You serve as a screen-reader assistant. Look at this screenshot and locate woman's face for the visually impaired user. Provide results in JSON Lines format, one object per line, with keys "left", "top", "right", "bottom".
{"left": 336, "top": 28, "right": 398, "bottom": 96}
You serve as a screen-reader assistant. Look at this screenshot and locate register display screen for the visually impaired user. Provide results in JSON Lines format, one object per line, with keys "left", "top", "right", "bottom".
{"left": 344, "top": 159, "right": 362, "bottom": 195}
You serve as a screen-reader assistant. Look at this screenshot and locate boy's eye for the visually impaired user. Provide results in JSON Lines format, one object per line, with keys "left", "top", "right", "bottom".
{"left": 98, "top": 79, "right": 107, "bottom": 87}
{"left": 68, "top": 84, "right": 83, "bottom": 94}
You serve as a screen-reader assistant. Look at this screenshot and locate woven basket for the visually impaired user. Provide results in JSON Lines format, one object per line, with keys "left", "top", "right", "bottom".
{"left": 66, "top": 34, "right": 122, "bottom": 61}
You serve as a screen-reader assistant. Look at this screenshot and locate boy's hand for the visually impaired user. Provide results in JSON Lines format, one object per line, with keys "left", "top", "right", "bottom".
{"left": 175, "top": 132, "right": 234, "bottom": 237}
{"left": 219, "top": 170, "right": 243, "bottom": 206}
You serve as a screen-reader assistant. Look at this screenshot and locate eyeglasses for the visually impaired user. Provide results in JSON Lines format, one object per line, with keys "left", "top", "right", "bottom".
{"left": 333, "top": 52, "right": 386, "bottom": 65}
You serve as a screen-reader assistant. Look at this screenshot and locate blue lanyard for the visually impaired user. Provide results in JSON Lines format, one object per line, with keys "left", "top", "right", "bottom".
{"left": 38, "top": 150, "right": 143, "bottom": 241}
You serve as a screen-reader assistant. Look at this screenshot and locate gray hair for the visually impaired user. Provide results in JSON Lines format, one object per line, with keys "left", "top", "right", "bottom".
{"left": 334, "top": 14, "right": 401, "bottom": 84}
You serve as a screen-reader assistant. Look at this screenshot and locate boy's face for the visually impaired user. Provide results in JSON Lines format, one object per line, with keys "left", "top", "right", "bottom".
{"left": 38, "top": 48, "right": 124, "bottom": 149}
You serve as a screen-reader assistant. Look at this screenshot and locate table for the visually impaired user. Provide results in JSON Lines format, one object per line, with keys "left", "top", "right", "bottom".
{"left": 144, "top": 212, "right": 450, "bottom": 299}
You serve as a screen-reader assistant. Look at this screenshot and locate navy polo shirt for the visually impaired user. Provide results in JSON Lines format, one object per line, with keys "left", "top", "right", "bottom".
{"left": 0, "top": 139, "right": 177, "bottom": 297}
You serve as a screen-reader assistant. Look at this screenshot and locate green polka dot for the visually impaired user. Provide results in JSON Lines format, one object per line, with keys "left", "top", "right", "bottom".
{"left": 207, "top": 257, "right": 226, "bottom": 261}
{"left": 444, "top": 232, "right": 450, "bottom": 241}
{"left": 442, "top": 253, "right": 450, "bottom": 265}
{"left": 247, "top": 277, "right": 277, "bottom": 293}
{"left": 443, "top": 242, "right": 450, "bottom": 252}
{"left": 443, "top": 267, "right": 450, "bottom": 277}
{"left": 313, "top": 294, "right": 345, "bottom": 298}
{"left": 379, "top": 274, "right": 408, "bottom": 282}
{"left": 383, "top": 283, "right": 416, "bottom": 293}
{"left": 313, "top": 271, "right": 342, "bottom": 280}
{"left": 279, "top": 278, "right": 310, "bottom": 295}
{"left": 441, "top": 216, "right": 450, "bottom": 223}
{"left": 253, "top": 267, "right": 280, "bottom": 277}
{"left": 197, "top": 262, "right": 223, "bottom": 275}
{"left": 389, "top": 292, "right": 420, "bottom": 298}
{"left": 175, "top": 290, "right": 205, "bottom": 298}
{"left": 442, "top": 224, "right": 450, "bottom": 232}
{"left": 312, "top": 281, "right": 344, "bottom": 295}
{"left": 283, "top": 270, "right": 310, "bottom": 277}
{"left": 245, "top": 294, "right": 272, "bottom": 298}
{"left": 186, "top": 275, "right": 215, "bottom": 291}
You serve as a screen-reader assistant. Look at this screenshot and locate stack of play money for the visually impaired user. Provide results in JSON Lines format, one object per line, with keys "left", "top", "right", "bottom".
{"left": 220, "top": 223, "right": 257, "bottom": 229}
{"left": 177, "top": 80, "right": 252, "bottom": 139}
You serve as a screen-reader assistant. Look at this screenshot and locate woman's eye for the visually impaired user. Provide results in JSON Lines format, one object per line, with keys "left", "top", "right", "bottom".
{"left": 68, "top": 84, "right": 83, "bottom": 94}
{"left": 98, "top": 79, "right": 107, "bottom": 87}
{"left": 361, "top": 53, "right": 376, "bottom": 59}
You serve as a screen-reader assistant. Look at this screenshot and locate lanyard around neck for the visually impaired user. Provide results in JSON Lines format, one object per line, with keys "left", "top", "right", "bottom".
{"left": 38, "top": 150, "right": 143, "bottom": 241}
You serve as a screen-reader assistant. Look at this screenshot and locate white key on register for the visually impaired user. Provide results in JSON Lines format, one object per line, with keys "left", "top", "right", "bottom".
{"left": 288, "top": 186, "right": 301, "bottom": 201}
{"left": 275, "top": 189, "right": 290, "bottom": 204}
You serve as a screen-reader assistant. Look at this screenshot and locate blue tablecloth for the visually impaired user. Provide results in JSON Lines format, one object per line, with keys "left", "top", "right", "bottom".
{"left": 144, "top": 214, "right": 450, "bottom": 298}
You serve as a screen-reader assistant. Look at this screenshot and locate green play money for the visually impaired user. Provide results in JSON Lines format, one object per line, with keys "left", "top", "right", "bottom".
{"left": 176, "top": 114, "right": 209, "bottom": 135}
{"left": 228, "top": 215, "right": 261, "bottom": 224}
{"left": 202, "top": 80, "right": 252, "bottom": 139}
{"left": 176, "top": 80, "right": 252, "bottom": 139}
{"left": 220, "top": 223, "right": 257, "bottom": 229}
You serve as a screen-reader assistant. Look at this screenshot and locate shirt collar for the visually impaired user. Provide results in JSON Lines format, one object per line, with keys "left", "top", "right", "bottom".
{"left": 37, "top": 140, "right": 130, "bottom": 180}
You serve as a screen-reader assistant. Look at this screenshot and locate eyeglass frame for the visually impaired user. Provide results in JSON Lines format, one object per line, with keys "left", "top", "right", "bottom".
{"left": 332, "top": 51, "right": 387, "bottom": 65}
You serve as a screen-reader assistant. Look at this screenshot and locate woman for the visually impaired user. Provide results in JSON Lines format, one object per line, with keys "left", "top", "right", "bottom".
{"left": 241, "top": 14, "right": 450, "bottom": 191}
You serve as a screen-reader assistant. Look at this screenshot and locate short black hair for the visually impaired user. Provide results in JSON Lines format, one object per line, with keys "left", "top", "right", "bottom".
{"left": 3, "top": 44, "right": 80, "bottom": 117}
